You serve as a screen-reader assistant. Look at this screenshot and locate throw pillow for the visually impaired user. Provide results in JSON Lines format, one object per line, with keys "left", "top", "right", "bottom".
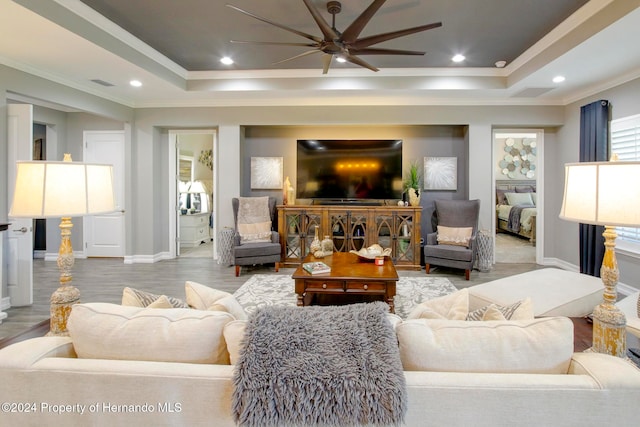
{"left": 505, "top": 192, "right": 534, "bottom": 206}
{"left": 437, "top": 226, "right": 473, "bottom": 247}
{"left": 396, "top": 316, "right": 574, "bottom": 374}
{"left": 407, "top": 288, "right": 469, "bottom": 320}
{"left": 208, "top": 295, "right": 248, "bottom": 321}
{"left": 147, "top": 295, "right": 174, "bottom": 309}
{"left": 67, "top": 303, "right": 234, "bottom": 364}
{"left": 237, "top": 196, "right": 272, "bottom": 243}
{"left": 121, "top": 287, "right": 189, "bottom": 308}
{"left": 466, "top": 298, "right": 533, "bottom": 321}
{"left": 223, "top": 320, "right": 247, "bottom": 365}
{"left": 185, "top": 281, "right": 232, "bottom": 310}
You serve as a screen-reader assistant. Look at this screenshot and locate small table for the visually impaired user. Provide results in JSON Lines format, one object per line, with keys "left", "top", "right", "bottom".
{"left": 292, "top": 252, "right": 399, "bottom": 313}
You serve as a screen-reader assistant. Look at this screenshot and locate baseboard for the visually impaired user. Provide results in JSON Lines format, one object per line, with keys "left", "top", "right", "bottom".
{"left": 0, "top": 296, "right": 10, "bottom": 311}
{"left": 124, "top": 252, "right": 172, "bottom": 264}
{"left": 43, "top": 251, "right": 87, "bottom": 261}
{"left": 33, "top": 250, "right": 46, "bottom": 259}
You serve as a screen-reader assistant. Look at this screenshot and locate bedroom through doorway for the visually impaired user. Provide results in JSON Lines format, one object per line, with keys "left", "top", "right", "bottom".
{"left": 493, "top": 130, "right": 543, "bottom": 264}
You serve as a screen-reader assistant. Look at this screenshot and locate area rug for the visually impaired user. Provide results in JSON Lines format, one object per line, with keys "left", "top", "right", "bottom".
{"left": 233, "top": 274, "right": 458, "bottom": 319}
{"left": 232, "top": 301, "right": 407, "bottom": 427}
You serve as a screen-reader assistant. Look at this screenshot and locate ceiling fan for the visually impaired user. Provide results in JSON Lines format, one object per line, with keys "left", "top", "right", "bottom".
{"left": 226, "top": 0, "right": 442, "bottom": 74}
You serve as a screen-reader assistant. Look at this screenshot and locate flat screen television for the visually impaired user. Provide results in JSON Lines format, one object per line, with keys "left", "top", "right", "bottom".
{"left": 296, "top": 139, "right": 403, "bottom": 202}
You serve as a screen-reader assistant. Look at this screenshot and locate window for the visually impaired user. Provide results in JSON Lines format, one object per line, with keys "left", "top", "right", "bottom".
{"left": 611, "top": 114, "right": 640, "bottom": 252}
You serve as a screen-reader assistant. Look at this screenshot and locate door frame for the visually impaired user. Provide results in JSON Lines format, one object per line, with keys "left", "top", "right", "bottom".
{"left": 492, "top": 128, "right": 544, "bottom": 265}
{"left": 168, "top": 129, "right": 217, "bottom": 259}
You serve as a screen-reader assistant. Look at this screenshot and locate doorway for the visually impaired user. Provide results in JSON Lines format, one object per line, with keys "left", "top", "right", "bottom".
{"left": 492, "top": 130, "right": 544, "bottom": 264}
{"left": 169, "top": 130, "right": 216, "bottom": 259}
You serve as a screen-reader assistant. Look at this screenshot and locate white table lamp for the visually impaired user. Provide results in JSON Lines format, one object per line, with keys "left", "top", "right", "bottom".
{"left": 559, "top": 158, "right": 640, "bottom": 357}
{"left": 9, "top": 154, "right": 115, "bottom": 336}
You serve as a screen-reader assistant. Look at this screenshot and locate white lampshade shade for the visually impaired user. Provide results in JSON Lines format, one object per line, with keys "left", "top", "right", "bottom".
{"left": 9, "top": 161, "right": 116, "bottom": 218}
{"left": 559, "top": 161, "right": 640, "bottom": 227}
{"left": 187, "top": 180, "right": 207, "bottom": 194}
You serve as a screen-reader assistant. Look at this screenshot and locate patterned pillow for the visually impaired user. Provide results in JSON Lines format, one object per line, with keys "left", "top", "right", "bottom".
{"left": 121, "top": 287, "right": 189, "bottom": 308}
{"left": 466, "top": 298, "right": 533, "bottom": 321}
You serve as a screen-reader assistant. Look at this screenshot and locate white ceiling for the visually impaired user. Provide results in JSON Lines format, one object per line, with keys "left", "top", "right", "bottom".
{"left": 1, "top": 0, "right": 640, "bottom": 109}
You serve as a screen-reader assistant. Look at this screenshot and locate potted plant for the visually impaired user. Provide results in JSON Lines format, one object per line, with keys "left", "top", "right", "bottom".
{"left": 403, "top": 160, "right": 422, "bottom": 206}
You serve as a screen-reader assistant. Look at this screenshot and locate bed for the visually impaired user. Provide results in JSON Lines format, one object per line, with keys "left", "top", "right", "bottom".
{"left": 496, "top": 180, "right": 536, "bottom": 246}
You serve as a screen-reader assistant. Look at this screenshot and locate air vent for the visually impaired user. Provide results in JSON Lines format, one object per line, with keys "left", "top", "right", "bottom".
{"left": 511, "top": 87, "right": 555, "bottom": 98}
{"left": 90, "top": 79, "right": 115, "bottom": 87}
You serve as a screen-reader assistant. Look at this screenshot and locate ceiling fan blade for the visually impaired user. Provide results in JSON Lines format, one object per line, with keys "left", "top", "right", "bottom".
{"left": 343, "top": 54, "right": 379, "bottom": 72}
{"left": 350, "top": 47, "right": 425, "bottom": 56}
{"left": 272, "top": 49, "right": 322, "bottom": 66}
{"left": 231, "top": 40, "right": 318, "bottom": 48}
{"left": 322, "top": 54, "right": 333, "bottom": 75}
{"left": 302, "top": 0, "right": 339, "bottom": 41}
{"left": 351, "top": 22, "right": 442, "bottom": 50}
{"left": 341, "top": 0, "right": 387, "bottom": 43}
{"left": 226, "top": 4, "right": 322, "bottom": 43}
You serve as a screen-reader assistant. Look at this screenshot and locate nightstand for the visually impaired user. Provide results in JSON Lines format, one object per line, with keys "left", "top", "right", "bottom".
{"left": 180, "top": 212, "right": 210, "bottom": 248}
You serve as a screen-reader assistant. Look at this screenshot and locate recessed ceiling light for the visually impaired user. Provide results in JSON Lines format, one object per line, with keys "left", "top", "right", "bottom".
{"left": 129, "top": 80, "right": 142, "bottom": 87}
{"left": 452, "top": 54, "right": 465, "bottom": 63}
{"left": 220, "top": 56, "right": 234, "bottom": 65}
{"left": 553, "top": 75, "right": 566, "bottom": 83}
{"left": 336, "top": 56, "right": 347, "bottom": 63}
{"left": 495, "top": 60, "right": 507, "bottom": 68}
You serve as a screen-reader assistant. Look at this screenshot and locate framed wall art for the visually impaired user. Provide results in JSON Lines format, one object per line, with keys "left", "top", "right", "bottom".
{"left": 251, "top": 157, "right": 283, "bottom": 189}
{"left": 424, "top": 157, "right": 457, "bottom": 190}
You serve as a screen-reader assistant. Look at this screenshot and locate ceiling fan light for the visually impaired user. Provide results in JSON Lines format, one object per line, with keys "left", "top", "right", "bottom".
{"left": 336, "top": 56, "right": 347, "bottom": 63}
{"left": 220, "top": 56, "right": 234, "bottom": 65}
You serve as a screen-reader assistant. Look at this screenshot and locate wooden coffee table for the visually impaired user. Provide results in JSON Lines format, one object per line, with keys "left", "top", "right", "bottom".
{"left": 292, "top": 252, "right": 399, "bottom": 313}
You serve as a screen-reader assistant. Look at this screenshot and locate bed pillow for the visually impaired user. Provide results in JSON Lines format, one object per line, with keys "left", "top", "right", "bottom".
{"left": 496, "top": 188, "right": 508, "bottom": 205}
{"left": 505, "top": 192, "right": 533, "bottom": 206}
{"left": 437, "top": 226, "right": 473, "bottom": 247}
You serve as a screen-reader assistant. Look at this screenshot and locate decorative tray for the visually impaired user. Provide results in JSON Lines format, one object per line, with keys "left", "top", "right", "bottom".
{"left": 350, "top": 244, "right": 392, "bottom": 261}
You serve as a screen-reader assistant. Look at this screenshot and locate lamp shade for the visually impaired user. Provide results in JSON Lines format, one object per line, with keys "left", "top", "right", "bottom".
{"left": 559, "top": 161, "right": 640, "bottom": 227}
{"left": 9, "top": 160, "right": 116, "bottom": 218}
{"left": 187, "top": 180, "right": 207, "bottom": 194}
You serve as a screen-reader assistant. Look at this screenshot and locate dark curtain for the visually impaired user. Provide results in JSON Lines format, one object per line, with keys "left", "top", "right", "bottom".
{"left": 579, "top": 100, "right": 609, "bottom": 277}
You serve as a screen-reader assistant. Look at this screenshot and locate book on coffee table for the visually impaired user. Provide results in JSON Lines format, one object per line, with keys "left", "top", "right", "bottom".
{"left": 302, "top": 261, "right": 331, "bottom": 275}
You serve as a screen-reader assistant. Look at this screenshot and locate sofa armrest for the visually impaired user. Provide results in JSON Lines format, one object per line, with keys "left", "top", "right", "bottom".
{"left": 270, "top": 230, "right": 279, "bottom": 243}
{"left": 569, "top": 352, "right": 640, "bottom": 389}
{"left": 0, "top": 337, "right": 76, "bottom": 369}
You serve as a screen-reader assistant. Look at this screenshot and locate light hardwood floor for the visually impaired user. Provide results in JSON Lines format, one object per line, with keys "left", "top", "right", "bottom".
{"left": 0, "top": 255, "right": 542, "bottom": 340}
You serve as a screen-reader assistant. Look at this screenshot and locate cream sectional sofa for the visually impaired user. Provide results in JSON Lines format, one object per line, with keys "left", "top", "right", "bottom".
{"left": 1, "top": 302, "right": 640, "bottom": 426}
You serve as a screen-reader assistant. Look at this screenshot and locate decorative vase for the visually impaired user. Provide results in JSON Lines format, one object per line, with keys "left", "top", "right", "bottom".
{"left": 283, "top": 176, "right": 291, "bottom": 205}
{"left": 321, "top": 235, "right": 333, "bottom": 253}
{"left": 309, "top": 227, "right": 321, "bottom": 253}
{"left": 408, "top": 188, "right": 421, "bottom": 206}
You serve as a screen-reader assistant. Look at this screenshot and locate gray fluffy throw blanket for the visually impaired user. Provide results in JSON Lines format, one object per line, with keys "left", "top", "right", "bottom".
{"left": 232, "top": 302, "right": 407, "bottom": 427}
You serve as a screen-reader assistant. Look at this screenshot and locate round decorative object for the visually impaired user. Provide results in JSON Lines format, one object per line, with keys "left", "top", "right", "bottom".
{"left": 350, "top": 244, "right": 392, "bottom": 261}
{"left": 309, "top": 227, "right": 321, "bottom": 253}
{"left": 321, "top": 235, "right": 333, "bottom": 253}
{"left": 217, "top": 227, "right": 235, "bottom": 266}
{"left": 526, "top": 170, "right": 535, "bottom": 178}
{"left": 505, "top": 138, "right": 514, "bottom": 146}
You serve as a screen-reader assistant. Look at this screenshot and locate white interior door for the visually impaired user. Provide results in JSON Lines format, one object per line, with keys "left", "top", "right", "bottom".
{"left": 83, "top": 131, "right": 125, "bottom": 257}
{"left": 7, "top": 104, "right": 34, "bottom": 307}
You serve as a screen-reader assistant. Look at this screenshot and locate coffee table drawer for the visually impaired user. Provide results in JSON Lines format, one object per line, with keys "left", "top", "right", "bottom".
{"left": 346, "top": 281, "right": 387, "bottom": 292}
{"left": 305, "top": 280, "right": 344, "bottom": 291}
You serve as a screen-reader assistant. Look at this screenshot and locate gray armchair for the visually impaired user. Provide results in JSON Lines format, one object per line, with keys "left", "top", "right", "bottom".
{"left": 424, "top": 199, "right": 480, "bottom": 280}
{"left": 232, "top": 197, "right": 281, "bottom": 277}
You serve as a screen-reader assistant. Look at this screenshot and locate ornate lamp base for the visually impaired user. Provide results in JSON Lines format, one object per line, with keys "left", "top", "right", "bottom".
{"left": 45, "top": 216, "right": 79, "bottom": 337}
{"left": 591, "top": 226, "right": 627, "bottom": 357}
